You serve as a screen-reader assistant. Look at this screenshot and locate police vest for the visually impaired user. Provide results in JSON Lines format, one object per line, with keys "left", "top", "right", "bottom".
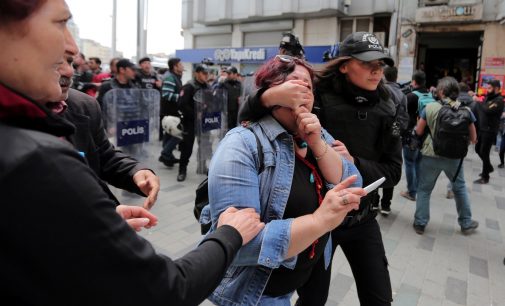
{"left": 318, "top": 91, "right": 397, "bottom": 162}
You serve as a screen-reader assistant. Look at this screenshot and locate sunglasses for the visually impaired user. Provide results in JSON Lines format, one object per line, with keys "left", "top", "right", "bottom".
{"left": 275, "top": 54, "right": 312, "bottom": 68}
{"left": 356, "top": 60, "right": 387, "bottom": 71}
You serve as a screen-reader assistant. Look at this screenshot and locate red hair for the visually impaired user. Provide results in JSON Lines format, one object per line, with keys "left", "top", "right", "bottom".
{"left": 255, "top": 57, "right": 314, "bottom": 89}
{"left": 0, "top": 0, "right": 47, "bottom": 27}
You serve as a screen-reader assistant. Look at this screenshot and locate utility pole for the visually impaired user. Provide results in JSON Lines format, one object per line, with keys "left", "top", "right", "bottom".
{"left": 111, "top": 0, "right": 117, "bottom": 58}
{"left": 137, "top": 0, "right": 148, "bottom": 61}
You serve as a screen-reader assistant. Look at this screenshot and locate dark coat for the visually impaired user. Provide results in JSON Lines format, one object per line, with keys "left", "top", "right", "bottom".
{"left": 64, "top": 89, "right": 147, "bottom": 200}
{"left": 0, "top": 84, "right": 242, "bottom": 306}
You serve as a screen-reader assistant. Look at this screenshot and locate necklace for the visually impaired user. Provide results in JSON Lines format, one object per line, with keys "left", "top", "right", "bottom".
{"left": 295, "top": 152, "right": 324, "bottom": 259}
{"left": 294, "top": 135, "right": 307, "bottom": 148}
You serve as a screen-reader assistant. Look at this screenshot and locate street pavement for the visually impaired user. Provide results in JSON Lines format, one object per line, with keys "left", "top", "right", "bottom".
{"left": 114, "top": 142, "right": 505, "bottom": 306}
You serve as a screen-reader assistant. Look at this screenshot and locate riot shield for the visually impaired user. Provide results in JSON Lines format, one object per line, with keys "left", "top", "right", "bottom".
{"left": 102, "top": 88, "right": 160, "bottom": 161}
{"left": 194, "top": 87, "right": 228, "bottom": 174}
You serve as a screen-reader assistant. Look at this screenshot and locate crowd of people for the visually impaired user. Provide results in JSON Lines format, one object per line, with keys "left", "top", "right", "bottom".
{"left": 1, "top": 0, "right": 505, "bottom": 305}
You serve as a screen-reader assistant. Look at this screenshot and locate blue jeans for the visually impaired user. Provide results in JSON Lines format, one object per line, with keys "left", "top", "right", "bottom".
{"left": 415, "top": 155, "right": 473, "bottom": 228}
{"left": 160, "top": 133, "right": 180, "bottom": 160}
{"left": 258, "top": 292, "right": 293, "bottom": 305}
{"left": 402, "top": 145, "right": 421, "bottom": 198}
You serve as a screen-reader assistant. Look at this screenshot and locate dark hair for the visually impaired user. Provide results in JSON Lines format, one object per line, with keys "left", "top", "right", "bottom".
{"left": 138, "top": 57, "right": 151, "bottom": 65}
{"left": 89, "top": 57, "right": 101, "bottom": 65}
{"left": 0, "top": 0, "right": 47, "bottom": 27}
{"left": 109, "top": 57, "right": 120, "bottom": 67}
{"left": 254, "top": 57, "right": 314, "bottom": 89}
{"left": 316, "top": 57, "right": 390, "bottom": 101}
{"left": 168, "top": 58, "right": 181, "bottom": 70}
{"left": 79, "top": 53, "right": 86, "bottom": 60}
{"left": 436, "top": 76, "right": 459, "bottom": 100}
{"left": 488, "top": 79, "right": 501, "bottom": 89}
{"left": 458, "top": 82, "right": 470, "bottom": 92}
{"left": 412, "top": 70, "right": 426, "bottom": 87}
{"left": 383, "top": 66, "right": 398, "bottom": 83}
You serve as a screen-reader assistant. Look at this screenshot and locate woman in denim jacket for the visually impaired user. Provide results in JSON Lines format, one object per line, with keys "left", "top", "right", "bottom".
{"left": 205, "top": 56, "right": 365, "bottom": 305}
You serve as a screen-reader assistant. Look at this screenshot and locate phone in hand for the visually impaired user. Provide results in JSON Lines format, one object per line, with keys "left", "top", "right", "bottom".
{"left": 363, "top": 177, "right": 385, "bottom": 193}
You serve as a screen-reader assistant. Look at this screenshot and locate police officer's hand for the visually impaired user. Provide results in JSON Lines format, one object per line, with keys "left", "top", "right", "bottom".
{"left": 217, "top": 207, "right": 265, "bottom": 246}
{"left": 133, "top": 170, "right": 160, "bottom": 210}
{"left": 262, "top": 79, "right": 313, "bottom": 109}
{"left": 313, "top": 175, "right": 364, "bottom": 231}
{"left": 294, "top": 106, "right": 321, "bottom": 148}
{"left": 116, "top": 204, "right": 159, "bottom": 232}
{"left": 331, "top": 140, "right": 354, "bottom": 163}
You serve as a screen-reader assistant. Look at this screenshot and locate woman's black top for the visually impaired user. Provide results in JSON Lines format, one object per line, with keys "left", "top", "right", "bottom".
{"left": 263, "top": 154, "right": 329, "bottom": 297}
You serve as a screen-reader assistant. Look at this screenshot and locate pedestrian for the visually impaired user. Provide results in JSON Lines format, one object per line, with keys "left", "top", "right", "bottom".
{"left": 159, "top": 57, "right": 184, "bottom": 167}
{"left": 413, "top": 76, "right": 479, "bottom": 235}
{"left": 239, "top": 31, "right": 401, "bottom": 306}
{"left": 177, "top": 64, "right": 210, "bottom": 181}
{"left": 400, "top": 70, "right": 434, "bottom": 202}
{"left": 206, "top": 55, "right": 365, "bottom": 305}
{"left": 0, "top": 1, "right": 264, "bottom": 304}
{"left": 474, "top": 79, "right": 504, "bottom": 184}
{"left": 374, "top": 65, "right": 409, "bottom": 215}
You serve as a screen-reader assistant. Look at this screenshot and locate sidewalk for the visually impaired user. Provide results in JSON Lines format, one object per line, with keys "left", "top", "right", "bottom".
{"left": 116, "top": 143, "right": 505, "bottom": 306}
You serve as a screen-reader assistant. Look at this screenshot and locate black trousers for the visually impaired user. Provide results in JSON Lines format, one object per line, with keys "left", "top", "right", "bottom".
{"left": 476, "top": 132, "right": 496, "bottom": 179}
{"left": 296, "top": 218, "right": 392, "bottom": 306}
{"left": 179, "top": 125, "right": 195, "bottom": 171}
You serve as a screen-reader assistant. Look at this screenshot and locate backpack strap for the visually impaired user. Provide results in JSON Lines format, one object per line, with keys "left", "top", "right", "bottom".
{"left": 246, "top": 126, "right": 264, "bottom": 174}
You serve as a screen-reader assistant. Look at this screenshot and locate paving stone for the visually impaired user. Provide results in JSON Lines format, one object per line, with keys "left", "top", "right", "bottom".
{"left": 445, "top": 277, "right": 467, "bottom": 305}
{"left": 417, "top": 235, "right": 435, "bottom": 251}
{"left": 116, "top": 142, "right": 505, "bottom": 305}
{"left": 496, "top": 196, "right": 505, "bottom": 210}
{"left": 485, "top": 218, "right": 500, "bottom": 230}
{"left": 469, "top": 256, "right": 489, "bottom": 278}
{"left": 394, "top": 284, "right": 420, "bottom": 306}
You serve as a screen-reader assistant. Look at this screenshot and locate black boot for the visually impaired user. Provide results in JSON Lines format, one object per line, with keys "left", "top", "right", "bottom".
{"left": 177, "top": 166, "right": 187, "bottom": 182}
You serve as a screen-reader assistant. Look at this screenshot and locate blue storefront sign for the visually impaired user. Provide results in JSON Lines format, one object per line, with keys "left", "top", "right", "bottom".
{"left": 176, "top": 45, "right": 331, "bottom": 64}
{"left": 202, "top": 112, "right": 222, "bottom": 132}
{"left": 117, "top": 119, "right": 149, "bottom": 146}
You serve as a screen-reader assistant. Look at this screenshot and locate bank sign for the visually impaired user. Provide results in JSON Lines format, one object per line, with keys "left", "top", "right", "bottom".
{"left": 117, "top": 119, "right": 149, "bottom": 146}
{"left": 214, "top": 48, "right": 266, "bottom": 62}
{"left": 176, "top": 45, "right": 331, "bottom": 64}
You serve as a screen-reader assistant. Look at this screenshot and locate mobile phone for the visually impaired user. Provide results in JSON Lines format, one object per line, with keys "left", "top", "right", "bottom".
{"left": 363, "top": 177, "right": 386, "bottom": 193}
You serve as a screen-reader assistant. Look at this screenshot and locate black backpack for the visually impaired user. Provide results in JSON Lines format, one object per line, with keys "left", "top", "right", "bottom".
{"left": 432, "top": 102, "right": 471, "bottom": 159}
{"left": 194, "top": 127, "right": 264, "bottom": 234}
{"left": 431, "top": 102, "right": 472, "bottom": 181}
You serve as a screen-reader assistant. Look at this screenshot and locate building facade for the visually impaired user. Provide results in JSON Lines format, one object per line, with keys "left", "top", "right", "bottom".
{"left": 397, "top": 0, "right": 505, "bottom": 94}
{"left": 177, "top": 0, "right": 396, "bottom": 82}
{"left": 178, "top": 0, "right": 505, "bottom": 94}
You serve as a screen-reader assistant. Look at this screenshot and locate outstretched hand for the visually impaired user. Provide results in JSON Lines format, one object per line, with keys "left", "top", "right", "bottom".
{"left": 116, "top": 204, "right": 159, "bottom": 232}
{"left": 133, "top": 170, "right": 160, "bottom": 210}
{"left": 218, "top": 207, "right": 265, "bottom": 246}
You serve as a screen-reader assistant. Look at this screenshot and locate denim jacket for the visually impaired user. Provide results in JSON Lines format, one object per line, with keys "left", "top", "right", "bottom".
{"left": 203, "top": 115, "right": 362, "bottom": 306}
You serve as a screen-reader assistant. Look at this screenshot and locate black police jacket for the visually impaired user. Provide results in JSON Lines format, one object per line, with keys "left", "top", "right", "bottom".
{"left": 316, "top": 88, "right": 402, "bottom": 189}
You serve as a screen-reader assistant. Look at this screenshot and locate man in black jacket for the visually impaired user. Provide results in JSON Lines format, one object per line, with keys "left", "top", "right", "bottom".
{"left": 474, "top": 79, "right": 505, "bottom": 184}
{"left": 57, "top": 52, "right": 160, "bottom": 209}
{"left": 177, "top": 64, "right": 209, "bottom": 182}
